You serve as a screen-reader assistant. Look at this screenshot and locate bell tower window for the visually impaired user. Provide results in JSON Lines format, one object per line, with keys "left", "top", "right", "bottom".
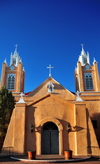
{"left": 7, "top": 74, "right": 16, "bottom": 90}
{"left": 85, "top": 73, "right": 94, "bottom": 90}
{"left": 83, "top": 57, "right": 87, "bottom": 64}
{"left": 12, "top": 58, "right": 16, "bottom": 65}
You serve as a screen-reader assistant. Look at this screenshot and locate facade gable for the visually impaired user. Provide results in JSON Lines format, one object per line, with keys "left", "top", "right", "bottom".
{"left": 26, "top": 77, "right": 76, "bottom": 103}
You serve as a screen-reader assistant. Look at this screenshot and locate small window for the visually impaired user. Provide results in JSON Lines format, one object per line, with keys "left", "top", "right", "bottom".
{"left": 83, "top": 57, "right": 87, "bottom": 64}
{"left": 92, "top": 120, "right": 97, "bottom": 129}
{"left": 12, "top": 58, "right": 16, "bottom": 65}
{"left": 47, "top": 82, "right": 54, "bottom": 93}
{"left": 85, "top": 73, "right": 94, "bottom": 90}
{"left": 7, "top": 74, "right": 15, "bottom": 90}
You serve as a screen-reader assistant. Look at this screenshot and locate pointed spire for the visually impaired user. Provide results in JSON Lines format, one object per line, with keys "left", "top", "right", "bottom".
{"left": 4, "top": 58, "right": 7, "bottom": 63}
{"left": 81, "top": 44, "right": 86, "bottom": 55}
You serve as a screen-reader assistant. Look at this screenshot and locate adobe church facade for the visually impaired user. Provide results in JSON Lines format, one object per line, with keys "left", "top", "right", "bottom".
{"left": 1, "top": 45, "right": 100, "bottom": 156}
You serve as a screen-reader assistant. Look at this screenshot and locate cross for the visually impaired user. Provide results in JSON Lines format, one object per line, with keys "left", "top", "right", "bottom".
{"left": 15, "top": 44, "right": 18, "bottom": 51}
{"left": 81, "top": 44, "right": 84, "bottom": 49}
{"left": 76, "top": 90, "right": 80, "bottom": 98}
{"left": 47, "top": 64, "right": 53, "bottom": 77}
{"left": 20, "top": 92, "right": 24, "bottom": 98}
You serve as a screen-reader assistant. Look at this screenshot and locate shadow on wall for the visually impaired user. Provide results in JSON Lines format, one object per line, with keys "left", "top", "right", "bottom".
{"left": 86, "top": 108, "right": 92, "bottom": 155}
{"left": 86, "top": 109, "right": 100, "bottom": 155}
{"left": 90, "top": 112, "right": 100, "bottom": 147}
{"left": 0, "top": 147, "right": 13, "bottom": 157}
{"left": 57, "top": 119, "right": 70, "bottom": 151}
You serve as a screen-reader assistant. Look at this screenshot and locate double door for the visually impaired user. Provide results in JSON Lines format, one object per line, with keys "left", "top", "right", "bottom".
{"left": 41, "top": 122, "right": 59, "bottom": 154}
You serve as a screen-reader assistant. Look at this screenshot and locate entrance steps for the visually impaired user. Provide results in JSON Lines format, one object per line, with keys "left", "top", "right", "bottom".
{"left": 11, "top": 154, "right": 91, "bottom": 163}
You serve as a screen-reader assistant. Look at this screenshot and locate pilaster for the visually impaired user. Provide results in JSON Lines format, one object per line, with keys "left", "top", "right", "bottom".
{"left": 17, "top": 62, "right": 23, "bottom": 92}
{"left": 74, "top": 101, "right": 87, "bottom": 155}
{"left": 13, "top": 103, "right": 26, "bottom": 154}
{"left": 1, "top": 62, "right": 7, "bottom": 88}
{"left": 77, "top": 62, "right": 84, "bottom": 92}
{"left": 93, "top": 62, "right": 100, "bottom": 91}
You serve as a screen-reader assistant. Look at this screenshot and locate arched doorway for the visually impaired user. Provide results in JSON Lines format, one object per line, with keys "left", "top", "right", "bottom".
{"left": 41, "top": 122, "right": 59, "bottom": 154}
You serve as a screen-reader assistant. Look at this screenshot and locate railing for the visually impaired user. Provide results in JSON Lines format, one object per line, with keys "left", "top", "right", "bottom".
{"left": 0, "top": 147, "right": 13, "bottom": 157}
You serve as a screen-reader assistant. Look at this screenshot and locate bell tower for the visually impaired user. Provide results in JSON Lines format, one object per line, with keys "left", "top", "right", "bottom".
{"left": 0, "top": 45, "right": 25, "bottom": 94}
{"left": 75, "top": 45, "right": 100, "bottom": 92}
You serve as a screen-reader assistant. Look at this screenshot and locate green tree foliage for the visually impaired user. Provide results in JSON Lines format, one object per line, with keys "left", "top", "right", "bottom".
{"left": 0, "top": 86, "right": 16, "bottom": 137}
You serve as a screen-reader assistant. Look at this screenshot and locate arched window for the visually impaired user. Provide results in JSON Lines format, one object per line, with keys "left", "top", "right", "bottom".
{"left": 85, "top": 73, "right": 93, "bottom": 90}
{"left": 7, "top": 74, "right": 16, "bottom": 90}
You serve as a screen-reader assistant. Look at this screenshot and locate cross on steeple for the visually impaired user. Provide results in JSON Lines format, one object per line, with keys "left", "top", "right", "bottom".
{"left": 47, "top": 64, "right": 53, "bottom": 77}
{"left": 81, "top": 44, "right": 84, "bottom": 52}
{"left": 81, "top": 44, "right": 84, "bottom": 48}
{"left": 15, "top": 44, "right": 18, "bottom": 51}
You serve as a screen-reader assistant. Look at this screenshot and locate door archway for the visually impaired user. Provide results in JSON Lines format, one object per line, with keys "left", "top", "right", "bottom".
{"left": 41, "top": 122, "right": 59, "bottom": 154}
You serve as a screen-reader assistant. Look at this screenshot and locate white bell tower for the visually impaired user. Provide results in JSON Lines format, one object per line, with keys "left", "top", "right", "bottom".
{"left": 78, "top": 44, "right": 90, "bottom": 66}
{"left": 10, "top": 44, "right": 21, "bottom": 67}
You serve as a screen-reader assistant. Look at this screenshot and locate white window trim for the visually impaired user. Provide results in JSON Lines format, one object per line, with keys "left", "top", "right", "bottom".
{"left": 84, "top": 73, "right": 94, "bottom": 90}
{"left": 7, "top": 74, "right": 16, "bottom": 90}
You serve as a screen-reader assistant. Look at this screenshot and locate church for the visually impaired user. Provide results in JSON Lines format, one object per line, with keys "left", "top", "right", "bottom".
{"left": 1, "top": 45, "right": 100, "bottom": 156}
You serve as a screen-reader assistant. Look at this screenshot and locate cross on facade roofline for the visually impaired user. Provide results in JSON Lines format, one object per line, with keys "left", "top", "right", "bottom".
{"left": 20, "top": 92, "right": 24, "bottom": 98}
{"left": 47, "top": 64, "right": 53, "bottom": 77}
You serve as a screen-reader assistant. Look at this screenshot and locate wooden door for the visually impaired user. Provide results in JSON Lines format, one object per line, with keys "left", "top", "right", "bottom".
{"left": 41, "top": 122, "right": 59, "bottom": 154}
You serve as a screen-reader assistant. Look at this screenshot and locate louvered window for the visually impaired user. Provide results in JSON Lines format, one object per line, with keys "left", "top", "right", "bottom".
{"left": 7, "top": 74, "right": 15, "bottom": 90}
{"left": 12, "top": 58, "right": 16, "bottom": 65}
{"left": 85, "top": 73, "right": 93, "bottom": 90}
{"left": 83, "top": 57, "right": 87, "bottom": 64}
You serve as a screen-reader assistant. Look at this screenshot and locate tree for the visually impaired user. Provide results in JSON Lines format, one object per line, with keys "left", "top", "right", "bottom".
{"left": 0, "top": 86, "right": 16, "bottom": 137}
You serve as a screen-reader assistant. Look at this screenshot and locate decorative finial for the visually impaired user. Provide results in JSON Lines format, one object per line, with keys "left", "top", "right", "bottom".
{"left": 93, "top": 58, "right": 97, "bottom": 63}
{"left": 19, "top": 59, "right": 22, "bottom": 63}
{"left": 47, "top": 64, "right": 53, "bottom": 77}
{"left": 15, "top": 44, "right": 18, "bottom": 51}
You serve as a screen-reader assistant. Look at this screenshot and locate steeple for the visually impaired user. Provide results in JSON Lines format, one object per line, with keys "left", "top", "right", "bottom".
{"left": 81, "top": 44, "right": 86, "bottom": 56}
{"left": 78, "top": 44, "right": 90, "bottom": 66}
{"left": 10, "top": 45, "right": 21, "bottom": 67}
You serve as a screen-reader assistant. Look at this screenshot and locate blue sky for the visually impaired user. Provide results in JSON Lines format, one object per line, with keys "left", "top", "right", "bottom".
{"left": 0, "top": 0, "right": 100, "bottom": 93}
